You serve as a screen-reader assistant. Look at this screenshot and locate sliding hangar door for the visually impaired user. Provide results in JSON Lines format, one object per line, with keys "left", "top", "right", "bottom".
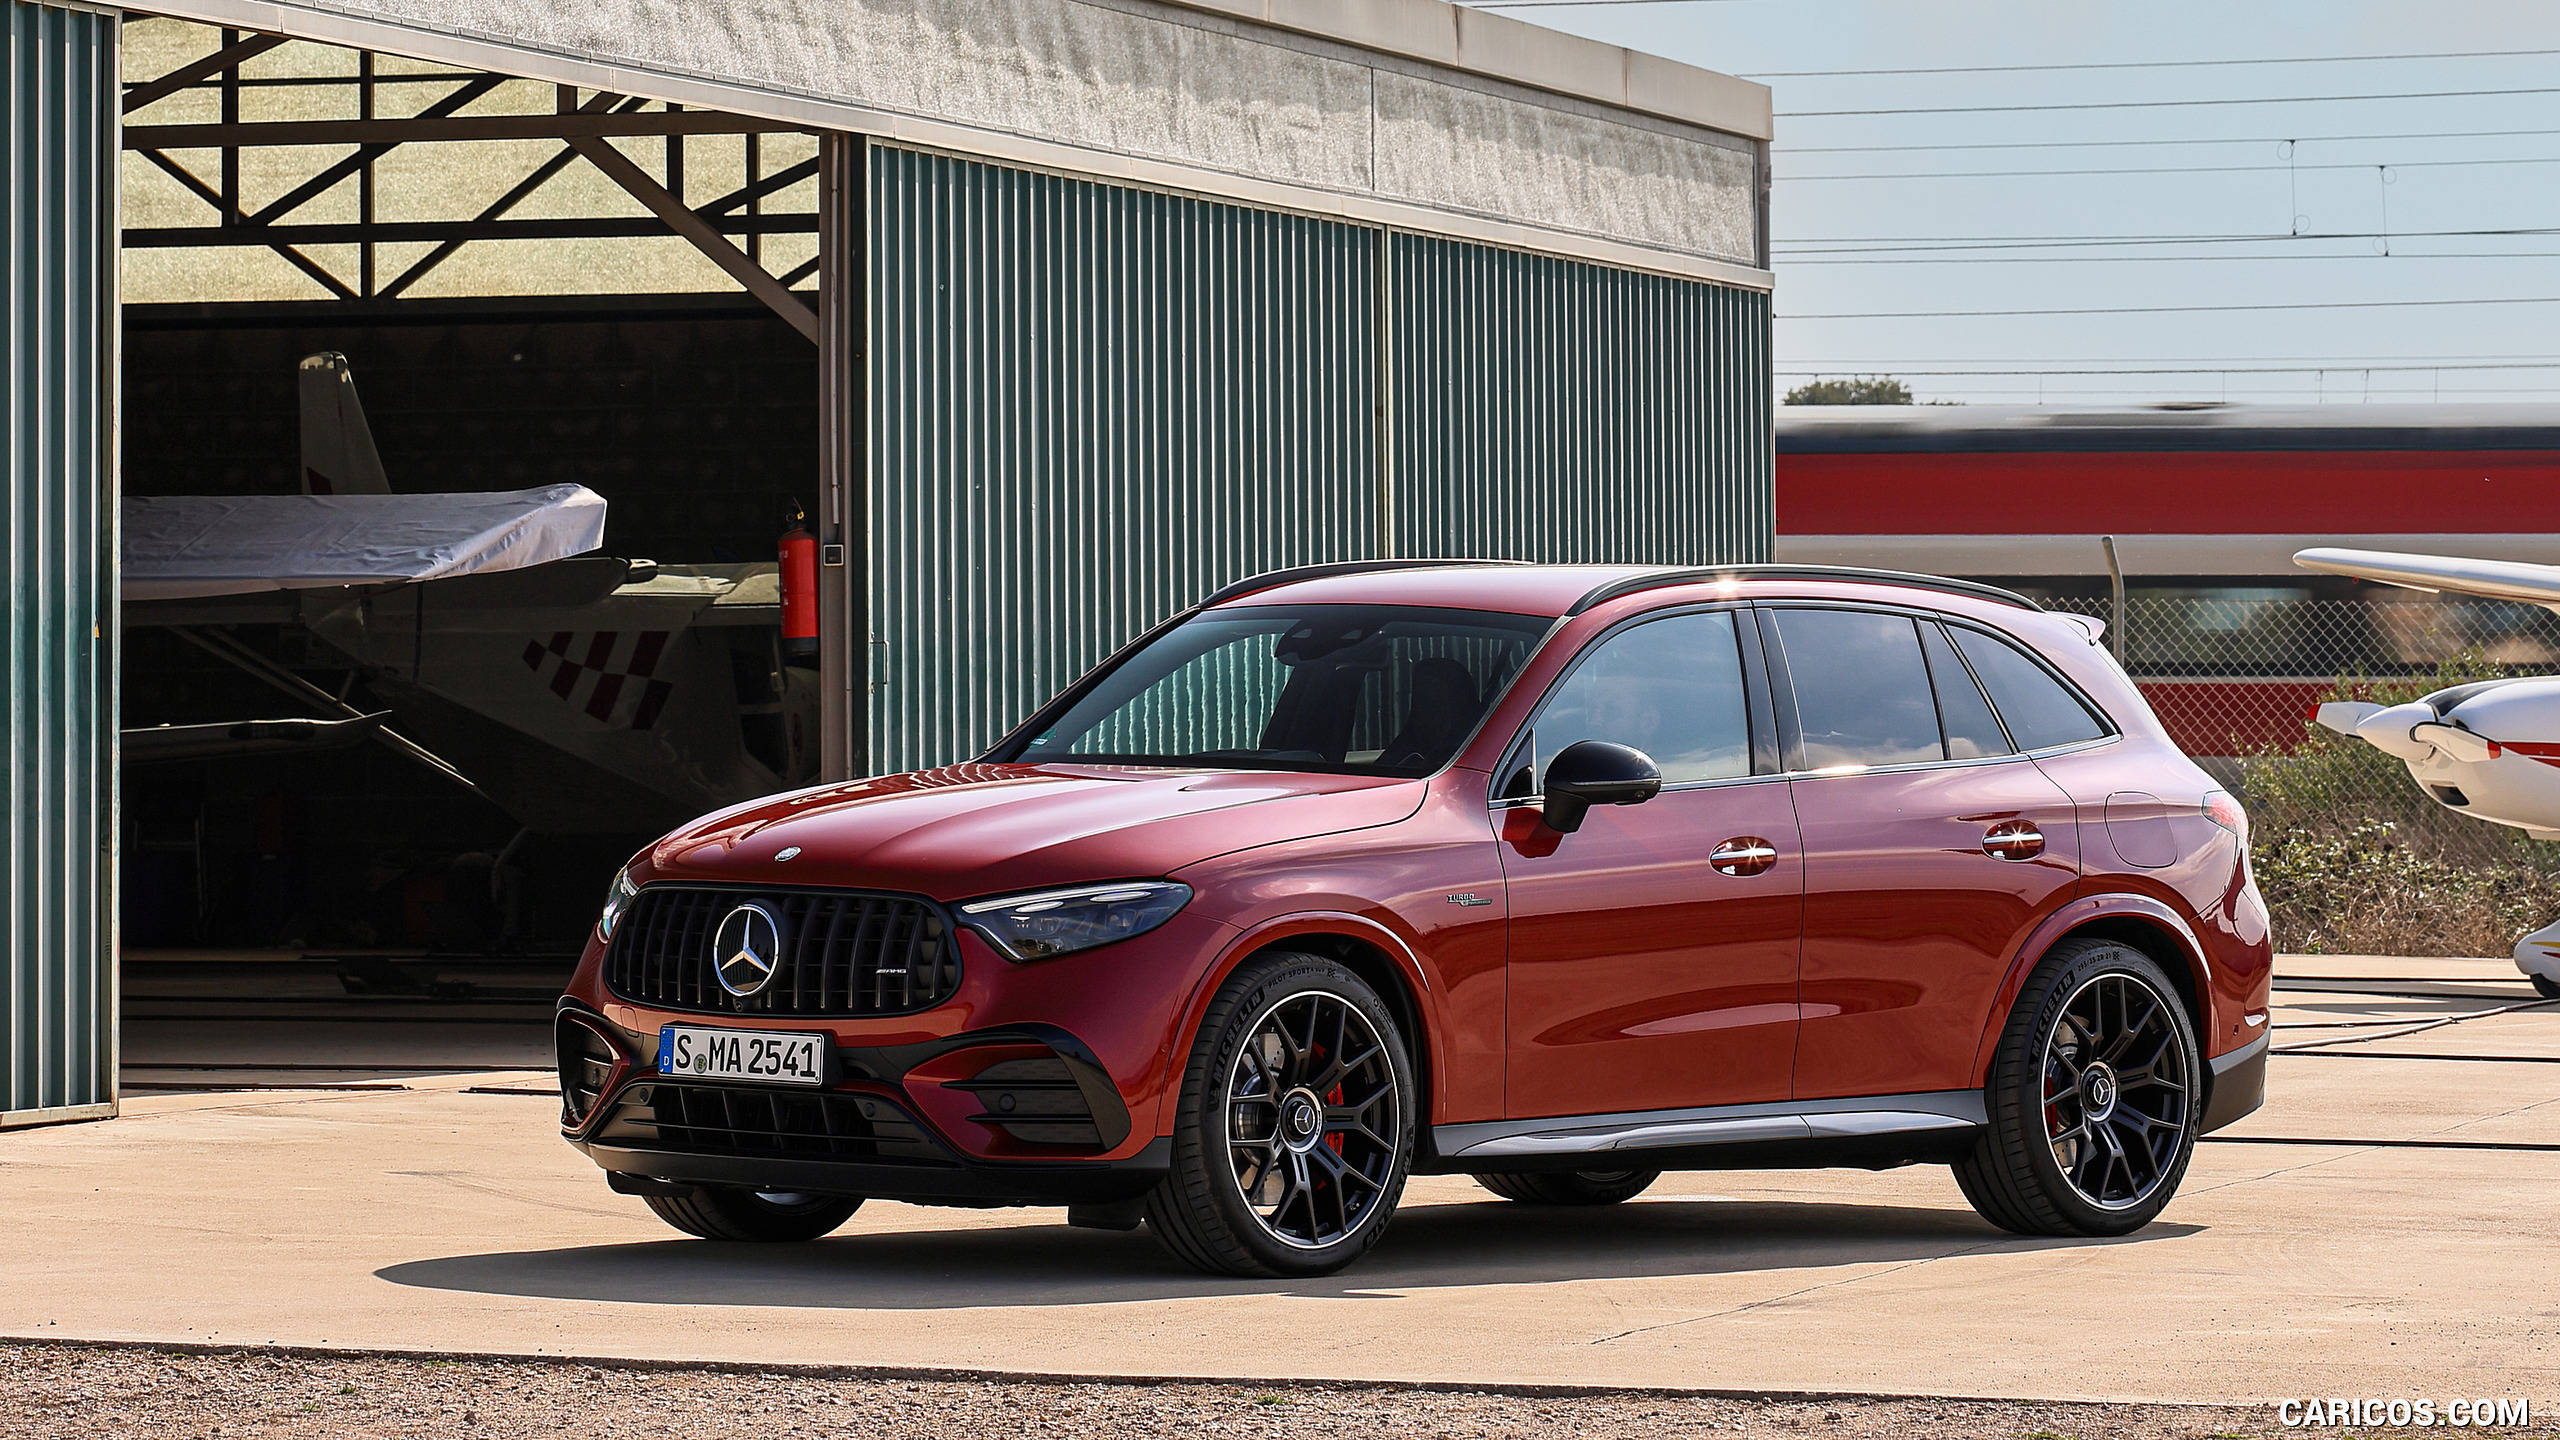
{"left": 1, "top": 0, "right": 1773, "bottom": 1126}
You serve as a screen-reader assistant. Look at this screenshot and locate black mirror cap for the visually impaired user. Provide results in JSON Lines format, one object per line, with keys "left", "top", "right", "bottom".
{"left": 1538, "top": 740, "right": 1663, "bottom": 834}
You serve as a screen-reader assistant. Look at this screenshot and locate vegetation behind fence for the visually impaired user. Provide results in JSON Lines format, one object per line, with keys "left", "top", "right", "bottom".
{"left": 2044, "top": 594, "right": 2560, "bottom": 957}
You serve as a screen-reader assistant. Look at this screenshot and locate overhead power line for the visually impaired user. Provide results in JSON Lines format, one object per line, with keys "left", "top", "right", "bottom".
{"left": 1773, "top": 225, "right": 2560, "bottom": 254}
{"left": 1784, "top": 295, "right": 2560, "bottom": 320}
{"left": 1779, "top": 127, "right": 2560, "bottom": 156}
{"left": 1748, "top": 49, "right": 2560, "bottom": 78}
{"left": 1783, "top": 87, "right": 2560, "bottom": 118}
{"left": 1777, "top": 363, "right": 2560, "bottom": 376}
{"left": 1785, "top": 154, "right": 2560, "bottom": 182}
{"left": 1782, "top": 251, "right": 2560, "bottom": 266}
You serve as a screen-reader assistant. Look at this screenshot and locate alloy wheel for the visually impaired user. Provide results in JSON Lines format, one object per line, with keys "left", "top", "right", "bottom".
{"left": 2042, "top": 972, "right": 2194, "bottom": 1210}
{"left": 1224, "top": 989, "right": 1402, "bottom": 1249}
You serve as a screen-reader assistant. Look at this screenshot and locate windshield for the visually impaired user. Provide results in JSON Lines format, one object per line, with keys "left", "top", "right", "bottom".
{"left": 1010, "top": 604, "right": 1552, "bottom": 775}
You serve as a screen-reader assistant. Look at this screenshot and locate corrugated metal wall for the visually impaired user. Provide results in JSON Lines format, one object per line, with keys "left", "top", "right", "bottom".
{"left": 0, "top": 0, "right": 115, "bottom": 1127}
{"left": 865, "top": 144, "right": 1772, "bottom": 773}
{"left": 867, "top": 147, "right": 1380, "bottom": 775}
{"left": 1386, "top": 233, "right": 1771, "bottom": 565}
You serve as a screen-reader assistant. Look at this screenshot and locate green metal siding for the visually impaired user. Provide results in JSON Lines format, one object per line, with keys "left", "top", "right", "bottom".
{"left": 0, "top": 0, "right": 114, "bottom": 1126}
{"left": 1387, "top": 233, "right": 1771, "bottom": 566}
{"left": 865, "top": 146, "right": 1772, "bottom": 774}
{"left": 868, "top": 146, "right": 1379, "bottom": 774}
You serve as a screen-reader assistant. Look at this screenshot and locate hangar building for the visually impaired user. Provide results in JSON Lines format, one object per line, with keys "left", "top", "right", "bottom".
{"left": 1, "top": 0, "right": 1774, "bottom": 1127}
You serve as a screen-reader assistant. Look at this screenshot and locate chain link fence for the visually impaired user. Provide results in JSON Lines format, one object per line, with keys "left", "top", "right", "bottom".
{"left": 2044, "top": 593, "right": 2560, "bottom": 957}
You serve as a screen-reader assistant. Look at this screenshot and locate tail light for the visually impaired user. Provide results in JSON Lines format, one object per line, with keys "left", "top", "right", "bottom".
{"left": 2203, "top": 789, "right": 2248, "bottom": 842}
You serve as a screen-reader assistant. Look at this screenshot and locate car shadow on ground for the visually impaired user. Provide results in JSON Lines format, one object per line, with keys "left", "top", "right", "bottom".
{"left": 376, "top": 1195, "right": 2201, "bottom": 1308}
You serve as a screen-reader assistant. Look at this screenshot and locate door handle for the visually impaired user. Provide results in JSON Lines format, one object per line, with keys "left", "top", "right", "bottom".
{"left": 1709, "top": 837, "right": 1779, "bottom": 876}
{"left": 1983, "top": 820, "right": 2045, "bottom": 861}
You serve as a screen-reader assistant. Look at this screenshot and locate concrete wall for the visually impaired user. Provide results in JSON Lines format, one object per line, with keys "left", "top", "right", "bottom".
{"left": 141, "top": 0, "right": 1768, "bottom": 281}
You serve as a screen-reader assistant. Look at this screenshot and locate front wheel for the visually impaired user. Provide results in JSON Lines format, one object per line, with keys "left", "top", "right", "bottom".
{"left": 1473, "top": 1170, "right": 1661, "bottom": 1205}
{"left": 642, "top": 1187, "right": 863, "bottom": 1242}
{"left": 1145, "top": 952, "right": 1415, "bottom": 1277}
{"left": 1954, "top": 939, "right": 2201, "bottom": 1237}
{"left": 2531, "top": 974, "right": 2560, "bottom": 1001}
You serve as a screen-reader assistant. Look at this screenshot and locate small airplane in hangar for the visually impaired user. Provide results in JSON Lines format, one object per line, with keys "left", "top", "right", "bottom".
{"left": 121, "top": 352, "right": 822, "bottom": 841}
{"left": 2297, "top": 546, "right": 2560, "bottom": 998}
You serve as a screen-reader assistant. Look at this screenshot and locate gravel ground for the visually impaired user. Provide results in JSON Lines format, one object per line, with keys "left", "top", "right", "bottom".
{"left": 3, "top": 1342, "right": 2539, "bottom": 1440}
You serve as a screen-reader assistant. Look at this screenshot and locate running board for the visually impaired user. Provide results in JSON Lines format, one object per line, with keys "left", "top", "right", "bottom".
{"left": 1433, "top": 1090, "right": 1987, "bottom": 1160}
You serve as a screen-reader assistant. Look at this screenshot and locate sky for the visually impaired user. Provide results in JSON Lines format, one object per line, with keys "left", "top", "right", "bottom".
{"left": 1459, "top": 0, "right": 2560, "bottom": 406}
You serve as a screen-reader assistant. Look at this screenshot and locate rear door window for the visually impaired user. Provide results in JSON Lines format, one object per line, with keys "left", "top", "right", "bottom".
{"left": 1770, "top": 609, "right": 1944, "bottom": 770}
{"left": 1949, "top": 625, "right": 2111, "bottom": 751}
{"left": 1921, "top": 621, "right": 2013, "bottom": 759}
{"left": 1522, "top": 610, "right": 1754, "bottom": 789}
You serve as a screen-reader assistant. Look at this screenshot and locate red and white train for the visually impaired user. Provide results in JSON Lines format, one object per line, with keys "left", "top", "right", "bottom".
{"left": 1776, "top": 403, "right": 2560, "bottom": 757}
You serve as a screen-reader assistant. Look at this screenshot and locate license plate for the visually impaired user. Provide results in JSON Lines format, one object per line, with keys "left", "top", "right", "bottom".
{"left": 657, "top": 1025, "right": 827, "bottom": 1087}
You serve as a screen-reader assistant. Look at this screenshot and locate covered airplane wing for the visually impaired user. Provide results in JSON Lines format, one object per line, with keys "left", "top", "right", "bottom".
{"left": 2295, "top": 547, "right": 2560, "bottom": 611}
{"left": 122, "top": 484, "right": 608, "bottom": 601}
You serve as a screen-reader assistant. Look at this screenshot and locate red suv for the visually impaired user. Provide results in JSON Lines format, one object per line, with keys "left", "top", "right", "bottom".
{"left": 558, "top": 562, "right": 2272, "bottom": 1276}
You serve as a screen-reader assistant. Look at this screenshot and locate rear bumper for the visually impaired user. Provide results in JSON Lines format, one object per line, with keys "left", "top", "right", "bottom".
{"left": 2200, "top": 1031, "right": 2268, "bottom": 1134}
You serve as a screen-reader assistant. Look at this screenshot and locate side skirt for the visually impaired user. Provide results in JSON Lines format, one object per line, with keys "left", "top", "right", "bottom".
{"left": 1420, "top": 1090, "right": 1987, "bottom": 1175}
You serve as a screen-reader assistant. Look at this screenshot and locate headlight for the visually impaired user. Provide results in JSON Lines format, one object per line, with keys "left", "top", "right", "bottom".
{"left": 597, "top": 868, "right": 641, "bottom": 941}
{"left": 957, "top": 881, "right": 1192, "bottom": 962}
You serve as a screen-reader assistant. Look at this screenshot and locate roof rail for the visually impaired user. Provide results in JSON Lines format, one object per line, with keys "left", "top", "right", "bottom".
{"left": 1200, "top": 558, "right": 1530, "bottom": 608}
{"left": 1568, "top": 564, "right": 2041, "bottom": 616}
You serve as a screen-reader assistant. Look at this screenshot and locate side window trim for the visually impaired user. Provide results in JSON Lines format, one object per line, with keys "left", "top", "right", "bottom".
{"left": 1940, "top": 616, "right": 2122, "bottom": 748}
{"left": 1487, "top": 602, "right": 1775, "bottom": 807}
{"left": 1919, "top": 616, "right": 2017, "bottom": 758}
{"left": 1758, "top": 600, "right": 2098, "bottom": 777}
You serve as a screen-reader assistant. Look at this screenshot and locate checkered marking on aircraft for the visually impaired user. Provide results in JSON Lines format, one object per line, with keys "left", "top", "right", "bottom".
{"left": 522, "top": 631, "right": 675, "bottom": 729}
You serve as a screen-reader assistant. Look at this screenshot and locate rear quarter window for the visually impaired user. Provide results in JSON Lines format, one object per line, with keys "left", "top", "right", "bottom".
{"left": 1949, "top": 625, "right": 2112, "bottom": 751}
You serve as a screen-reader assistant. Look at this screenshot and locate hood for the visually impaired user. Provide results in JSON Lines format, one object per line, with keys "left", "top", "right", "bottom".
{"left": 645, "top": 762, "right": 1428, "bottom": 901}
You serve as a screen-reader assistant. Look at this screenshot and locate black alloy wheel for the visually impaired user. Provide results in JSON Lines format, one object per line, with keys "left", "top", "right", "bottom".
{"left": 1473, "top": 1170, "right": 1662, "bottom": 1205}
{"left": 1146, "top": 952, "right": 1414, "bottom": 1277}
{"left": 642, "top": 1186, "right": 863, "bottom": 1242}
{"left": 1956, "top": 938, "right": 2202, "bottom": 1237}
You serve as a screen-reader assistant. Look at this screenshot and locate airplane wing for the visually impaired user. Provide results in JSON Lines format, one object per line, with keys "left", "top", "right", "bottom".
{"left": 121, "top": 483, "right": 608, "bottom": 600}
{"left": 2295, "top": 547, "right": 2560, "bottom": 611}
{"left": 122, "top": 712, "right": 388, "bottom": 764}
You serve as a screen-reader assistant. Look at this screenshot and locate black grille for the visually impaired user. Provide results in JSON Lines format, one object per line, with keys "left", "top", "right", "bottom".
{"left": 593, "top": 1082, "right": 951, "bottom": 1166}
{"left": 942, "top": 1056, "right": 1106, "bottom": 1150}
{"left": 556, "top": 1014, "right": 620, "bottom": 1126}
{"left": 604, "top": 887, "right": 957, "bottom": 1017}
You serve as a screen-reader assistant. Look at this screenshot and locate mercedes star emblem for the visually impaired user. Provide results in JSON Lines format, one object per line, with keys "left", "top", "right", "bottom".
{"left": 712, "top": 902, "right": 783, "bottom": 998}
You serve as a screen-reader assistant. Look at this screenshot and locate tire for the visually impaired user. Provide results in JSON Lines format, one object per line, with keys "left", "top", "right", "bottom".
{"left": 641, "top": 1186, "right": 863, "bottom": 1242}
{"left": 2532, "top": 974, "right": 2560, "bottom": 1001}
{"left": 1473, "top": 1170, "right": 1661, "bottom": 1205}
{"left": 1144, "top": 951, "right": 1415, "bottom": 1277}
{"left": 1955, "top": 938, "right": 2202, "bottom": 1238}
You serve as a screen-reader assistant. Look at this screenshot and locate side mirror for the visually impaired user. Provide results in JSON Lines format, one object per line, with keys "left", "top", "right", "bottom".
{"left": 1540, "top": 740, "right": 1663, "bottom": 834}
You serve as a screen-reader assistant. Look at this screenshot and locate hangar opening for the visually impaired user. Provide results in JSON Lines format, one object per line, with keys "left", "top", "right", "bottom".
{"left": 116, "top": 20, "right": 845, "bottom": 1083}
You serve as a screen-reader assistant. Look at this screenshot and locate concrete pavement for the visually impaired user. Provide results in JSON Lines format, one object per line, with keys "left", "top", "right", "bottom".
{"left": 1, "top": 954, "right": 2553, "bottom": 1403}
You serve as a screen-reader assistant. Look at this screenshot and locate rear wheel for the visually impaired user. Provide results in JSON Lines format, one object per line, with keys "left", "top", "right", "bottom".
{"left": 642, "top": 1187, "right": 863, "bottom": 1242}
{"left": 1473, "top": 1170, "right": 1661, "bottom": 1205}
{"left": 1955, "top": 939, "right": 2201, "bottom": 1237}
{"left": 1145, "top": 952, "right": 1414, "bottom": 1277}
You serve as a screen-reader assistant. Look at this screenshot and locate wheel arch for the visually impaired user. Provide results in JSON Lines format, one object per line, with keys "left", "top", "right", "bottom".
{"left": 1971, "top": 894, "right": 2216, "bottom": 1088}
{"left": 1174, "top": 913, "right": 1441, "bottom": 1131}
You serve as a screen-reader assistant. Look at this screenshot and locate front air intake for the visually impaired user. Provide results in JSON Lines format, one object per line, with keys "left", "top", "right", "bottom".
{"left": 603, "top": 887, "right": 958, "bottom": 1017}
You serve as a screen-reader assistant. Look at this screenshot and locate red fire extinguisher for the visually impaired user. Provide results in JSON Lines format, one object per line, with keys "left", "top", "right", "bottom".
{"left": 779, "top": 500, "right": 819, "bottom": 659}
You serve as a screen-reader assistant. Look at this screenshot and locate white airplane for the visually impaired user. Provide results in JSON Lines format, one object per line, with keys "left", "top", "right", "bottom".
{"left": 2297, "top": 547, "right": 2560, "bottom": 997}
{"left": 125, "top": 352, "right": 820, "bottom": 839}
